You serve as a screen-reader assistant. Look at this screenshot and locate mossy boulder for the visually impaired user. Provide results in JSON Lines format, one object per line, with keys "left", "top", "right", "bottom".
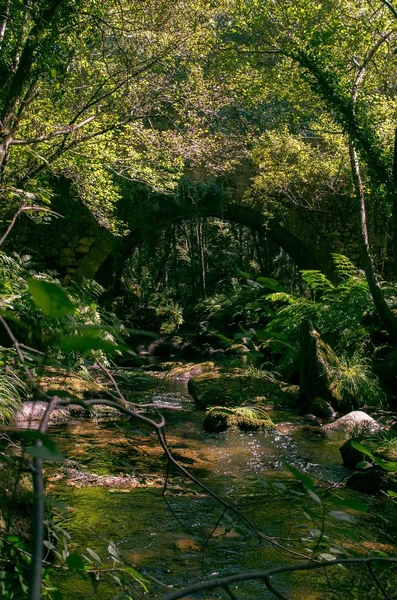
{"left": 188, "top": 368, "right": 296, "bottom": 409}
{"left": 307, "top": 397, "right": 336, "bottom": 419}
{"left": 346, "top": 468, "right": 396, "bottom": 494}
{"left": 144, "top": 361, "right": 215, "bottom": 380}
{"left": 340, "top": 438, "right": 367, "bottom": 469}
{"left": 341, "top": 427, "right": 397, "bottom": 493}
{"left": 203, "top": 406, "right": 275, "bottom": 433}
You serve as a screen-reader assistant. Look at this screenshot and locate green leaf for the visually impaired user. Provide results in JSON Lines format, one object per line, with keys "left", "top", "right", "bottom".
{"left": 373, "top": 456, "right": 397, "bottom": 472}
{"left": 44, "top": 496, "right": 68, "bottom": 510}
{"left": 351, "top": 441, "right": 397, "bottom": 471}
{"left": 108, "top": 543, "right": 121, "bottom": 562}
{"left": 328, "top": 497, "right": 370, "bottom": 512}
{"left": 85, "top": 548, "right": 101, "bottom": 563}
{"left": 66, "top": 553, "right": 86, "bottom": 571}
{"left": 319, "top": 553, "right": 337, "bottom": 561}
{"left": 332, "top": 527, "right": 360, "bottom": 541}
{"left": 25, "top": 444, "right": 65, "bottom": 462}
{"left": 27, "top": 278, "right": 75, "bottom": 317}
{"left": 350, "top": 441, "right": 375, "bottom": 459}
{"left": 285, "top": 462, "right": 315, "bottom": 491}
{"left": 122, "top": 566, "right": 149, "bottom": 592}
{"left": 356, "top": 461, "right": 373, "bottom": 470}
{"left": 24, "top": 432, "right": 65, "bottom": 462}
{"left": 256, "top": 277, "right": 286, "bottom": 291}
{"left": 307, "top": 489, "right": 322, "bottom": 504}
{"left": 60, "top": 335, "right": 126, "bottom": 354}
{"left": 328, "top": 511, "right": 357, "bottom": 524}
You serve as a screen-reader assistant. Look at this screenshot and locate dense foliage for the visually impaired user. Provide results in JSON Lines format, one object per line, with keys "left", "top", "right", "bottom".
{"left": 0, "top": 0, "right": 397, "bottom": 598}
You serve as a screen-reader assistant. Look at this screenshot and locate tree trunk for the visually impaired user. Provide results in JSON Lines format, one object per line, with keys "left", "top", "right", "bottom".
{"left": 349, "top": 142, "right": 397, "bottom": 340}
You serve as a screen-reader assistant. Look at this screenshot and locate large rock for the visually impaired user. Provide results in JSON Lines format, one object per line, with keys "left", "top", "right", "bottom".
{"left": 203, "top": 406, "right": 275, "bottom": 433}
{"left": 188, "top": 369, "right": 296, "bottom": 409}
{"left": 322, "top": 411, "right": 381, "bottom": 435}
{"left": 340, "top": 438, "right": 366, "bottom": 469}
{"left": 307, "top": 397, "right": 336, "bottom": 419}
{"left": 346, "top": 468, "right": 393, "bottom": 494}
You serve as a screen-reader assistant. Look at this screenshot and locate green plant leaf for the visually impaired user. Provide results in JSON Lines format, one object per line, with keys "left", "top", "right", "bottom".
{"left": 24, "top": 431, "right": 65, "bottom": 462}
{"left": 285, "top": 462, "right": 316, "bottom": 491}
{"left": 66, "top": 553, "right": 86, "bottom": 570}
{"left": 25, "top": 444, "right": 65, "bottom": 462}
{"left": 351, "top": 441, "right": 397, "bottom": 471}
{"left": 307, "top": 489, "right": 322, "bottom": 504}
{"left": 27, "top": 278, "right": 75, "bottom": 317}
{"left": 328, "top": 511, "right": 357, "bottom": 524}
{"left": 319, "top": 553, "right": 337, "bottom": 561}
{"left": 60, "top": 335, "right": 127, "bottom": 354}
{"left": 356, "top": 460, "right": 373, "bottom": 470}
{"left": 44, "top": 496, "right": 68, "bottom": 510}
{"left": 85, "top": 548, "right": 101, "bottom": 563}
{"left": 329, "top": 497, "right": 370, "bottom": 512}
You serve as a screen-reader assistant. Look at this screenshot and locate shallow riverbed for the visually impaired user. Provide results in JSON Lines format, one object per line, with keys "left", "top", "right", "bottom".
{"left": 44, "top": 377, "right": 396, "bottom": 600}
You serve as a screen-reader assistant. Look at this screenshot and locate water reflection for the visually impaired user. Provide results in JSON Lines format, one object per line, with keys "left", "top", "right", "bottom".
{"left": 47, "top": 379, "right": 396, "bottom": 600}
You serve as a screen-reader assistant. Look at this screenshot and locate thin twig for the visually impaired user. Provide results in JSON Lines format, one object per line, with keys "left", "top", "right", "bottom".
{"left": 159, "top": 558, "right": 397, "bottom": 600}
{"left": 367, "top": 561, "right": 394, "bottom": 600}
{"left": 0, "top": 205, "right": 63, "bottom": 246}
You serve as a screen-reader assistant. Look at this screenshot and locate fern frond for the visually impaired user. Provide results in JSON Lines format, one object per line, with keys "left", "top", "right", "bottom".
{"left": 301, "top": 270, "right": 334, "bottom": 293}
{"left": 331, "top": 254, "right": 360, "bottom": 280}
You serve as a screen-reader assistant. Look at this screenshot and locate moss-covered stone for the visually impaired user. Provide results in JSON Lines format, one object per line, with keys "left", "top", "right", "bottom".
{"left": 203, "top": 406, "right": 275, "bottom": 433}
{"left": 37, "top": 369, "right": 109, "bottom": 399}
{"left": 307, "top": 397, "right": 336, "bottom": 419}
{"left": 188, "top": 368, "right": 295, "bottom": 409}
{"left": 346, "top": 468, "right": 397, "bottom": 494}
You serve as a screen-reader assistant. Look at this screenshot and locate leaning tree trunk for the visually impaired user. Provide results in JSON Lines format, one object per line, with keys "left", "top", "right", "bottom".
{"left": 349, "top": 142, "right": 397, "bottom": 341}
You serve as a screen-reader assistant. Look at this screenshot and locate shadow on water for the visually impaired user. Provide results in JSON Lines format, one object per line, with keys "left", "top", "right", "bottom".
{"left": 46, "top": 378, "right": 397, "bottom": 600}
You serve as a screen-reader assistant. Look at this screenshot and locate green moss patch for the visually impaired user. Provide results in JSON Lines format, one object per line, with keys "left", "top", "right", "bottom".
{"left": 188, "top": 368, "right": 296, "bottom": 409}
{"left": 203, "top": 406, "right": 275, "bottom": 433}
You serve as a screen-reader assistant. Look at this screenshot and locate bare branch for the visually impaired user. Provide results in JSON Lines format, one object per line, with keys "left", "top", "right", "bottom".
{"left": 10, "top": 116, "right": 97, "bottom": 146}
{"left": 0, "top": 204, "right": 63, "bottom": 247}
{"left": 380, "top": 0, "right": 397, "bottom": 19}
{"left": 367, "top": 561, "right": 394, "bottom": 600}
{"left": 0, "top": 0, "right": 11, "bottom": 48}
{"left": 159, "top": 558, "right": 397, "bottom": 600}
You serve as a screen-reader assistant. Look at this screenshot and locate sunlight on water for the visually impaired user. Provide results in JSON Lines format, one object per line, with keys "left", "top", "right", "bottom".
{"left": 46, "top": 378, "right": 396, "bottom": 600}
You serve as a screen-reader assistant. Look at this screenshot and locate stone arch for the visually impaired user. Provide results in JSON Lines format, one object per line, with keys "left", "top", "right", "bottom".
{"left": 93, "top": 195, "right": 335, "bottom": 293}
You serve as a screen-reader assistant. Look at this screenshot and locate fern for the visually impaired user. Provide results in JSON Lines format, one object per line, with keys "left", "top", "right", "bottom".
{"left": 301, "top": 270, "right": 335, "bottom": 293}
{"left": 331, "top": 254, "right": 360, "bottom": 280}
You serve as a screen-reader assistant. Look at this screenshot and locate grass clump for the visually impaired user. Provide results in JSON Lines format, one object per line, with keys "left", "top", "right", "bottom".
{"left": 0, "top": 370, "right": 24, "bottom": 422}
{"left": 330, "top": 353, "right": 386, "bottom": 412}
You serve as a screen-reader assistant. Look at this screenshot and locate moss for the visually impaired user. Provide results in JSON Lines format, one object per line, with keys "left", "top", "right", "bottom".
{"left": 38, "top": 368, "right": 108, "bottom": 399}
{"left": 203, "top": 406, "right": 275, "bottom": 433}
{"left": 188, "top": 368, "right": 294, "bottom": 409}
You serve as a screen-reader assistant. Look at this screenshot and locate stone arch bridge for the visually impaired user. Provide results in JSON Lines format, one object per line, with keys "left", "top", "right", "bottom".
{"left": 11, "top": 178, "right": 361, "bottom": 292}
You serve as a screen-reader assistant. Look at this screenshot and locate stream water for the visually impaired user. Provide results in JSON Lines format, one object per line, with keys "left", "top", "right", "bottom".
{"left": 45, "top": 377, "right": 397, "bottom": 600}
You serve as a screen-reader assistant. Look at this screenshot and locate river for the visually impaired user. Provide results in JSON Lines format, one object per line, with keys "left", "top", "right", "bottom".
{"left": 44, "top": 376, "right": 396, "bottom": 600}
